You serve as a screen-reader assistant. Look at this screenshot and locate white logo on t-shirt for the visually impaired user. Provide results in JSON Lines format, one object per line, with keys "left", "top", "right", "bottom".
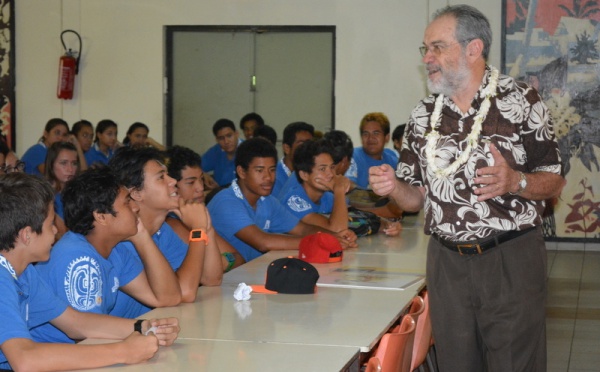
{"left": 65, "top": 256, "right": 103, "bottom": 311}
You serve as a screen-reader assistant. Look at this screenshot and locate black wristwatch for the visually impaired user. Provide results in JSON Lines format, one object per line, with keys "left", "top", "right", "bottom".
{"left": 134, "top": 319, "right": 145, "bottom": 333}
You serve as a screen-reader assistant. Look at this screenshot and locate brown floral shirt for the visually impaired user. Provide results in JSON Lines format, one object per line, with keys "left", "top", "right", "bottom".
{"left": 397, "top": 67, "right": 562, "bottom": 241}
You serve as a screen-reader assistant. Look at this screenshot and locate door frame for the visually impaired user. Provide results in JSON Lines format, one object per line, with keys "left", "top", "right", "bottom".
{"left": 164, "top": 25, "right": 336, "bottom": 146}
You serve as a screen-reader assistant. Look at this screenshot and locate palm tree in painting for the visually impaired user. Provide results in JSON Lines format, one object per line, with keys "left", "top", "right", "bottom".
{"left": 507, "top": 0, "right": 529, "bottom": 33}
{"left": 559, "top": 0, "right": 600, "bottom": 18}
{"left": 570, "top": 30, "right": 599, "bottom": 64}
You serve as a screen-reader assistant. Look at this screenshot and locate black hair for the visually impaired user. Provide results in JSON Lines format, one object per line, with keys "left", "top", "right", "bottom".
{"left": 44, "top": 141, "right": 79, "bottom": 192}
{"left": 253, "top": 125, "right": 278, "bottom": 146}
{"left": 293, "top": 139, "right": 334, "bottom": 184}
{"left": 212, "top": 118, "right": 236, "bottom": 136}
{"left": 392, "top": 124, "right": 406, "bottom": 142}
{"left": 94, "top": 119, "right": 118, "bottom": 143}
{"left": 0, "top": 173, "right": 54, "bottom": 252}
{"left": 323, "top": 130, "right": 354, "bottom": 164}
{"left": 282, "top": 122, "right": 315, "bottom": 146}
{"left": 165, "top": 145, "right": 202, "bottom": 181}
{"left": 123, "top": 122, "right": 149, "bottom": 145}
{"left": 239, "top": 112, "right": 265, "bottom": 130}
{"left": 109, "top": 146, "right": 165, "bottom": 190}
{"left": 41, "top": 118, "right": 69, "bottom": 143}
{"left": 71, "top": 120, "right": 93, "bottom": 136}
{"left": 44, "top": 118, "right": 69, "bottom": 133}
{"left": 62, "top": 165, "right": 120, "bottom": 236}
{"left": 234, "top": 137, "right": 277, "bottom": 174}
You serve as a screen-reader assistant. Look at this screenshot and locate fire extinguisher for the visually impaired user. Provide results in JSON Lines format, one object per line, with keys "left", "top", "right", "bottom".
{"left": 57, "top": 30, "right": 82, "bottom": 100}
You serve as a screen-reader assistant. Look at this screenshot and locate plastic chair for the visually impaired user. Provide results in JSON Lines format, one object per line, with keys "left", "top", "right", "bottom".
{"left": 367, "top": 315, "right": 416, "bottom": 372}
{"left": 410, "top": 291, "right": 433, "bottom": 372}
{"left": 365, "top": 356, "right": 382, "bottom": 372}
{"left": 407, "top": 295, "right": 425, "bottom": 322}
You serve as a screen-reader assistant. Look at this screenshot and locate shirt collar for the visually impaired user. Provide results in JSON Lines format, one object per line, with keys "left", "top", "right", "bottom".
{"left": 231, "top": 179, "right": 265, "bottom": 202}
{"left": 0, "top": 254, "right": 18, "bottom": 281}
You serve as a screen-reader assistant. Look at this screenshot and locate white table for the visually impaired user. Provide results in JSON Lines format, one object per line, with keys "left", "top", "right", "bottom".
{"left": 80, "top": 223, "right": 429, "bottom": 371}
{"left": 144, "top": 284, "right": 417, "bottom": 353}
{"left": 223, "top": 229, "right": 429, "bottom": 291}
{"left": 76, "top": 339, "right": 360, "bottom": 372}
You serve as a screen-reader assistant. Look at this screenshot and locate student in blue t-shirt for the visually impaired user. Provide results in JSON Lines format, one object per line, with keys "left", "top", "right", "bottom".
{"left": 22, "top": 118, "right": 70, "bottom": 176}
{"left": 239, "top": 112, "right": 265, "bottom": 140}
{"left": 207, "top": 137, "right": 357, "bottom": 262}
{"left": 202, "top": 118, "right": 241, "bottom": 187}
{"left": 85, "top": 119, "right": 118, "bottom": 167}
{"left": 164, "top": 145, "right": 245, "bottom": 272}
{"left": 0, "top": 173, "right": 179, "bottom": 371}
{"left": 278, "top": 139, "right": 352, "bottom": 233}
{"left": 344, "top": 112, "right": 399, "bottom": 189}
{"left": 108, "top": 147, "right": 222, "bottom": 318}
{"left": 33, "top": 166, "right": 181, "bottom": 344}
{"left": 272, "top": 121, "right": 314, "bottom": 197}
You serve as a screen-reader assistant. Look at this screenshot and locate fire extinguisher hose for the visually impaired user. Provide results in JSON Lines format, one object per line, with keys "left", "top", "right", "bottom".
{"left": 60, "top": 30, "right": 82, "bottom": 74}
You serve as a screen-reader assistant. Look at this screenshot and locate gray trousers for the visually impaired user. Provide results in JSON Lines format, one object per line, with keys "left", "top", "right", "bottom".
{"left": 427, "top": 227, "right": 547, "bottom": 372}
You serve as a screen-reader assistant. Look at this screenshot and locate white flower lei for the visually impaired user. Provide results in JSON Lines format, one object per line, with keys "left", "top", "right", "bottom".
{"left": 425, "top": 66, "right": 499, "bottom": 178}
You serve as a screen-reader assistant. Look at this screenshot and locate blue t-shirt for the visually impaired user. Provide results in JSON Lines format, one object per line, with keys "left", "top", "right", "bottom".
{"left": 207, "top": 180, "right": 300, "bottom": 262}
{"left": 54, "top": 193, "right": 64, "bottom": 219}
{"left": 278, "top": 174, "right": 335, "bottom": 220}
{"left": 344, "top": 147, "right": 399, "bottom": 189}
{"left": 32, "top": 231, "right": 143, "bottom": 343}
{"left": 272, "top": 158, "right": 292, "bottom": 198}
{"left": 84, "top": 143, "right": 114, "bottom": 167}
{"left": 109, "top": 222, "right": 188, "bottom": 318}
{"left": 202, "top": 142, "right": 239, "bottom": 186}
{"left": 21, "top": 142, "right": 47, "bottom": 176}
{"left": 0, "top": 256, "right": 68, "bottom": 370}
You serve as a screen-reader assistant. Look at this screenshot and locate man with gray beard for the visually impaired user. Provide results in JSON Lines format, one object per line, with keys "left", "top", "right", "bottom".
{"left": 369, "top": 5, "right": 564, "bottom": 371}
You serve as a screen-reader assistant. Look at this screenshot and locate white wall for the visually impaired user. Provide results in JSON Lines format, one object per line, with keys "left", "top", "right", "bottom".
{"left": 14, "top": 0, "right": 500, "bottom": 155}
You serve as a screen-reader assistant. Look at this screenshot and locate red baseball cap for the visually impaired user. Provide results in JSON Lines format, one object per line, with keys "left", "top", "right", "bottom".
{"left": 298, "top": 232, "right": 343, "bottom": 263}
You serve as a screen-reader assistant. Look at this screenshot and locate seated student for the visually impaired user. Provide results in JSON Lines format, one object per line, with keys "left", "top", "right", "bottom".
{"left": 33, "top": 167, "right": 181, "bottom": 344}
{"left": 22, "top": 118, "right": 69, "bottom": 176}
{"left": 324, "top": 130, "right": 403, "bottom": 226}
{"left": 202, "top": 118, "right": 241, "bottom": 187}
{"left": 43, "top": 142, "right": 80, "bottom": 240}
{"left": 392, "top": 123, "right": 406, "bottom": 155}
{"left": 0, "top": 173, "right": 179, "bottom": 371}
{"left": 164, "top": 145, "right": 245, "bottom": 272}
{"left": 0, "top": 140, "right": 24, "bottom": 174}
{"left": 71, "top": 119, "right": 95, "bottom": 154}
{"left": 345, "top": 112, "right": 399, "bottom": 189}
{"left": 273, "top": 121, "right": 315, "bottom": 197}
{"left": 324, "top": 130, "right": 355, "bottom": 183}
{"left": 207, "top": 137, "right": 357, "bottom": 262}
{"left": 123, "top": 122, "right": 166, "bottom": 150}
{"left": 85, "top": 119, "right": 119, "bottom": 167}
{"left": 109, "top": 147, "right": 222, "bottom": 318}
{"left": 253, "top": 124, "right": 278, "bottom": 147}
{"left": 278, "top": 139, "right": 351, "bottom": 232}
{"left": 239, "top": 112, "right": 265, "bottom": 140}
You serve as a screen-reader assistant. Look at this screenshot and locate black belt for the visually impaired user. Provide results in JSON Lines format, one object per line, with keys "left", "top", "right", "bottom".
{"left": 432, "top": 227, "right": 536, "bottom": 256}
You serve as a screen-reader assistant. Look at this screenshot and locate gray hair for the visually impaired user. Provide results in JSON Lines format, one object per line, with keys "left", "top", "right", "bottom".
{"left": 433, "top": 4, "right": 492, "bottom": 60}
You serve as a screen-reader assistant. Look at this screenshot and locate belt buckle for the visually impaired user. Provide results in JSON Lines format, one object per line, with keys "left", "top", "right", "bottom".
{"left": 456, "top": 243, "right": 482, "bottom": 256}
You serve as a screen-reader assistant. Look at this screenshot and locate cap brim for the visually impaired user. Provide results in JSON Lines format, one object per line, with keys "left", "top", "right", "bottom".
{"left": 250, "top": 285, "right": 278, "bottom": 294}
{"left": 328, "top": 255, "right": 343, "bottom": 263}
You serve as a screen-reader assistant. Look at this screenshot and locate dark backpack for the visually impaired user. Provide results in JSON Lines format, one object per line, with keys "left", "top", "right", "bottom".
{"left": 346, "top": 207, "right": 381, "bottom": 237}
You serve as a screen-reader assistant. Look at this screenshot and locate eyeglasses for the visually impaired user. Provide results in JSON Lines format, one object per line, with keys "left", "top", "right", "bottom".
{"left": 419, "top": 40, "right": 470, "bottom": 57}
{"left": 0, "top": 161, "right": 25, "bottom": 173}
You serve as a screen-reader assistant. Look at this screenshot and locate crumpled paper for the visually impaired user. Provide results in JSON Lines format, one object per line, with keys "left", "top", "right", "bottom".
{"left": 233, "top": 282, "right": 253, "bottom": 301}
